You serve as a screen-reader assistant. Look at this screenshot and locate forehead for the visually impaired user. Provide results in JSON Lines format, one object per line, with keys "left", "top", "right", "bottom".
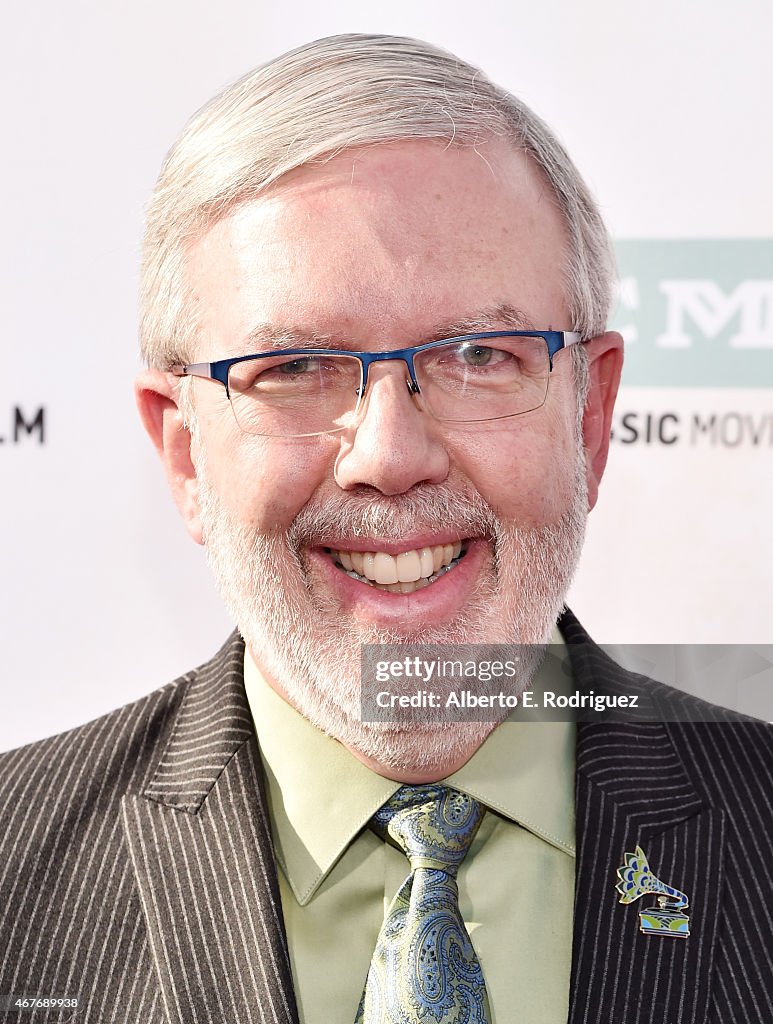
{"left": 185, "top": 139, "right": 570, "bottom": 356}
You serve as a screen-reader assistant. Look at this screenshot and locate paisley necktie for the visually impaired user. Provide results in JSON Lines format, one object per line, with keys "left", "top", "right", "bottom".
{"left": 355, "top": 784, "right": 492, "bottom": 1024}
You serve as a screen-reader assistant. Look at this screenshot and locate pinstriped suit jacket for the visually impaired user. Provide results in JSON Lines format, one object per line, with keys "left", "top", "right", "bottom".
{"left": 1, "top": 610, "right": 771, "bottom": 1023}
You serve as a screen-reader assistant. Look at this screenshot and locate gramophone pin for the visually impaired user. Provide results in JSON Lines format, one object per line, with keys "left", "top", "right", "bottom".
{"left": 616, "top": 845, "right": 690, "bottom": 938}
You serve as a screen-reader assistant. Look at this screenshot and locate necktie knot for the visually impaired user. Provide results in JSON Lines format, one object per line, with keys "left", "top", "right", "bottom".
{"left": 372, "top": 784, "right": 484, "bottom": 876}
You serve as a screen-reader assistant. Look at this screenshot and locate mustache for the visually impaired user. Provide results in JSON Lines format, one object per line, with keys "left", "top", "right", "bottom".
{"left": 287, "top": 484, "right": 501, "bottom": 549}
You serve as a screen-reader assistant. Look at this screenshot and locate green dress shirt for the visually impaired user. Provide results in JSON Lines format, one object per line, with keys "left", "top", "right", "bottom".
{"left": 244, "top": 637, "right": 575, "bottom": 1023}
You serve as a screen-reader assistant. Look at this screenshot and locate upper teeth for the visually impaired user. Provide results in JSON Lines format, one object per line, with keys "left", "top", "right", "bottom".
{"left": 333, "top": 542, "right": 463, "bottom": 584}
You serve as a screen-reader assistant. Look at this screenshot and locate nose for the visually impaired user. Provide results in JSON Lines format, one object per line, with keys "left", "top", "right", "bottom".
{"left": 334, "top": 362, "right": 450, "bottom": 495}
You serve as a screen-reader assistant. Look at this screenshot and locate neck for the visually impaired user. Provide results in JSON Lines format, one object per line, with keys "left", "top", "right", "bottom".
{"left": 340, "top": 728, "right": 497, "bottom": 784}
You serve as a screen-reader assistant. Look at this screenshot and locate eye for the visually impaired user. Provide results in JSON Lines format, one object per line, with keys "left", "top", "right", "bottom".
{"left": 460, "top": 345, "right": 495, "bottom": 366}
{"left": 456, "top": 344, "right": 512, "bottom": 367}
{"left": 229, "top": 355, "right": 325, "bottom": 394}
{"left": 273, "top": 356, "right": 321, "bottom": 375}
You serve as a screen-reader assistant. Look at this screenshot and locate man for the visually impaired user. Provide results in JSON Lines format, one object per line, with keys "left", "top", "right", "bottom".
{"left": 1, "top": 33, "right": 770, "bottom": 1024}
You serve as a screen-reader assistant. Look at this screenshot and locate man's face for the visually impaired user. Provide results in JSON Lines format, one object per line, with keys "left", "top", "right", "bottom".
{"left": 155, "top": 140, "right": 616, "bottom": 778}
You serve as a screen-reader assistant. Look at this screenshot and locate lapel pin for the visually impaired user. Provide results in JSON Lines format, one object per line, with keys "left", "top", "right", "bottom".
{"left": 616, "top": 845, "right": 690, "bottom": 938}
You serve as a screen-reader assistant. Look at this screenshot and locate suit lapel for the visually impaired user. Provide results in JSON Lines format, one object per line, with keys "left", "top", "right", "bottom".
{"left": 122, "top": 633, "right": 299, "bottom": 1024}
{"left": 562, "top": 612, "right": 725, "bottom": 1024}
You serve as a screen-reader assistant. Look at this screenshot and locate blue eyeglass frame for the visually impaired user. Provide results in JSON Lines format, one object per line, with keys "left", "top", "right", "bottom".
{"left": 170, "top": 330, "right": 583, "bottom": 399}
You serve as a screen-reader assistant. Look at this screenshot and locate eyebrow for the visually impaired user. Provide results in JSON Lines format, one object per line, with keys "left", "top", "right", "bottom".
{"left": 242, "top": 303, "right": 536, "bottom": 353}
{"left": 434, "top": 303, "right": 535, "bottom": 339}
{"left": 243, "top": 325, "right": 338, "bottom": 352}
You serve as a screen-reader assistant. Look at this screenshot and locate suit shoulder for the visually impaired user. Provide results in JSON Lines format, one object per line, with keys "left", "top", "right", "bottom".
{"left": 0, "top": 668, "right": 193, "bottom": 818}
{"left": 622, "top": 672, "right": 773, "bottom": 816}
{"left": 0, "top": 632, "right": 245, "bottom": 820}
{"left": 641, "top": 672, "right": 771, "bottom": 727}
{"left": 609, "top": 663, "right": 773, "bottom": 754}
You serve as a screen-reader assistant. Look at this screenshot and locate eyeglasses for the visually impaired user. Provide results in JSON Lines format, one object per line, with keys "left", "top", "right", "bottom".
{"left": 170, "top": 330, "right": 582, "bottom": 438}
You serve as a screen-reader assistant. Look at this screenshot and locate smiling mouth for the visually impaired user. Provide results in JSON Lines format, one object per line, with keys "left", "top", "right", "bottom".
{"left": 324, "top": 542, "right": 468, "bottom": 593}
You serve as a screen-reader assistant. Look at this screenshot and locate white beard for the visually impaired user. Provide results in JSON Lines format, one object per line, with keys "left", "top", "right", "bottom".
{"left": 196, "top": 434, "right": 588, "bottom": 776}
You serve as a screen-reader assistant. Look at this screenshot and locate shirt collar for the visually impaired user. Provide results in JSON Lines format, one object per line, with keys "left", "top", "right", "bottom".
{"left": 244, "top": 631, "right": 574, "bottom": 906}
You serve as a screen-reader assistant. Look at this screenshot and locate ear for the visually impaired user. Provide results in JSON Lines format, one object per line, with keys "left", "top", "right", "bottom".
{"left": 135, "top": 369, "right": 204, "bottom": 545}
{"left": 581, "top": 331, "right": 624, "bottom": 510}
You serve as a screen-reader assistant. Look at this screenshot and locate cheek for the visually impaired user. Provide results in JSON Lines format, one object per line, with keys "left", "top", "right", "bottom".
{"left": 199, "top": 423, "right": 334, "bottom": 532}
{"left": 452, "top": 415, "right": 578, "bottom": 527}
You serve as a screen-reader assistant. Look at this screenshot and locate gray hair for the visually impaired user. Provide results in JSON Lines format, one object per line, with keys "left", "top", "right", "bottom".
{"left": 140, "top": 33, "right": 614, "bottom": 409}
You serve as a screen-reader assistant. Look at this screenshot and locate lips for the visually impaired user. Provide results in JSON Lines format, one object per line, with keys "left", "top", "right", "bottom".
{"left": 325, "top": 541, "right": 466, "bottom": 593}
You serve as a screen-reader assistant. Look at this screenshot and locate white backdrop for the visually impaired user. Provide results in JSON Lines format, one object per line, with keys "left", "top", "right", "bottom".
{"left": 2, "top": 0, "right": 771, "bottom": 751}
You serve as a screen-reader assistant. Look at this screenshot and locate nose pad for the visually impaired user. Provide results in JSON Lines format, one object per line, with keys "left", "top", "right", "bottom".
{"left": 355, "top": 364, "right": 421, "bottom": 402}
{"left": 347, "top": 358, "right": 425, "bottom": 432}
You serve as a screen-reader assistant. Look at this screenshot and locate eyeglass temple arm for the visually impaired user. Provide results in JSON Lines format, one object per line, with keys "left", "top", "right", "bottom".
{"left": 170, "top": 362, "right": 210, "bottom": 378}
{"left": 169, "top": 362, "right": 233, "bottom": 392}
{"left": 546, "top": 331, "right": 583, "bottom": 369}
